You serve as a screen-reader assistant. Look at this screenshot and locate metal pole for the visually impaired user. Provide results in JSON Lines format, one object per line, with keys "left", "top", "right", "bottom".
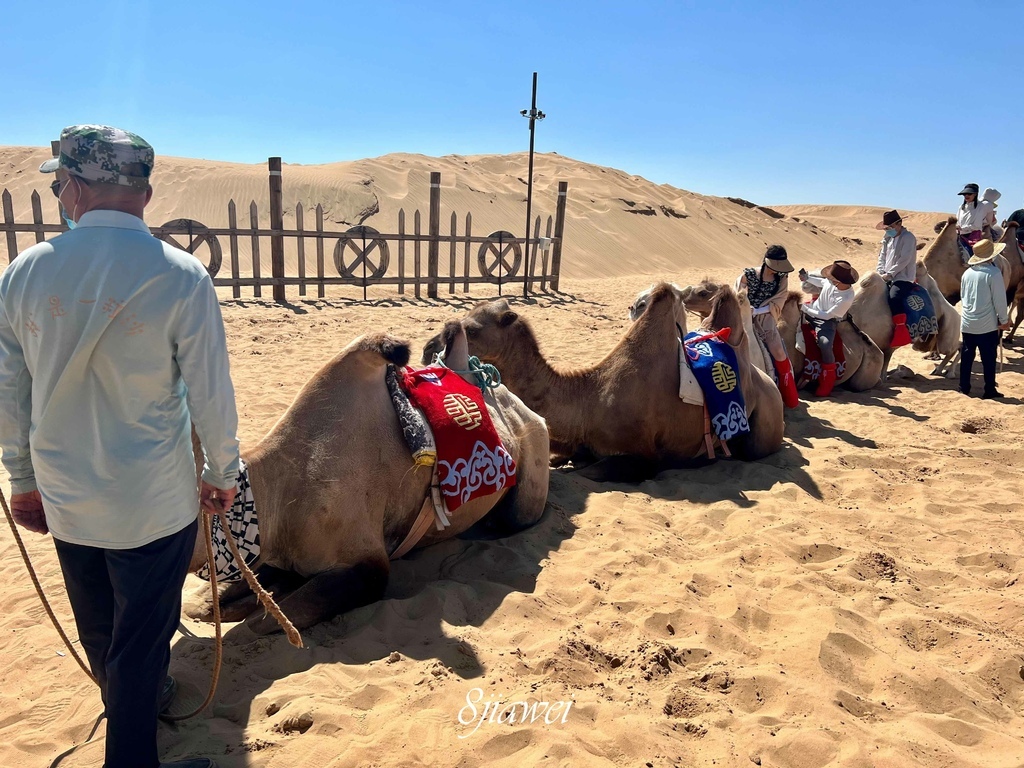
{"left": 523, "top": 72, "right": 538, "bottom": 299}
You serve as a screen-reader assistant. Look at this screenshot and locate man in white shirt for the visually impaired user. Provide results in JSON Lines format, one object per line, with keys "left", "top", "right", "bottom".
{"left": 875, "top": 209, "right": 917, "bottom": 348}
{"left": 797, "top": 260, "right": 858, "bottom": 397}
{"left": 0, "top": 125, "right": 237, "bottom": 768}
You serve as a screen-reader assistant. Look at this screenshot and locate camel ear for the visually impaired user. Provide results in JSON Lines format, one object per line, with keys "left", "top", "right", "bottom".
{"left": 499, "top": 310, "right": 518, "bottom": 327}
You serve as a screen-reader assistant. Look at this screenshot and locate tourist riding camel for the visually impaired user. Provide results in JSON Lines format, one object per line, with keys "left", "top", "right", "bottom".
{"left": 797, "top": 261, "right": 858, "bottom": 397}
{"left": 874, "top": 209, "right": 917, "bottom": 349}
{"left": 673, "top": 280, "right": 884, "bottom": 393}
{"left": 956, "top": 182, "right": 995, "bottom": 259}
{"left": 190, "top": 327, "right": 551, "bottom": 633}
{"left": 924, "top": 217, "right": 1019, "bottom": 306}
{"left": 735, "top": 245, "right": 800, "bottom": 408}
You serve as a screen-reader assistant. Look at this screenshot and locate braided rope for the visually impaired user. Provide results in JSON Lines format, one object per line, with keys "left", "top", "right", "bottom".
{"left": 1, "top": 484, "right": 301, "bottom": 728}
{"left": 434, "top": 350, "right": 501, "bottom": 392}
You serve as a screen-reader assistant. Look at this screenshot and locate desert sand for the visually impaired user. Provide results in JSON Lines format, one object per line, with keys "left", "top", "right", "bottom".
{"left": 1, "top": 148, "right": 1022, "bottom": 768}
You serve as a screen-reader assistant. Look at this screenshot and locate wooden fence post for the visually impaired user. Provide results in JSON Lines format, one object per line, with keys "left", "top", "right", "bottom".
{"left": 550, "top": 181, "right": 568, "bottom": 291}
{"left": 427, "top": 172, "right": 440, "bottom": 299}
{"left": 268, "top": 157, "right": 285, "bottom": 303}
{"left": 2, "top": 191, "right": 17, "bottom": 264}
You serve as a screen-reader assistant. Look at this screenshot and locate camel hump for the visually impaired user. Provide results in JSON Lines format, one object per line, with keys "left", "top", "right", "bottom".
{"left": 354, "top": 333, "right": 411, "bottom": 367}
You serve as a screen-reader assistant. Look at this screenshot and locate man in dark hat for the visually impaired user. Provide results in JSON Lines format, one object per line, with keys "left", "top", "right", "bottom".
{"left": 736, "top": 244, "right": 800, "bottom": 407}
{"left": 0, "top": 125, "right": 237, "bottom": 768}
{"left": 797, "top": 260, "right": 859, "bottom": 397}
{"left": 875, "top": 209, "right": 917, "bottom": 348}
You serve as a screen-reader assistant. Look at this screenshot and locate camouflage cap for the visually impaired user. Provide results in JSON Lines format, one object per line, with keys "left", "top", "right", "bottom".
{"left": 39, "top": 125, "right": 154, "bottom": 189}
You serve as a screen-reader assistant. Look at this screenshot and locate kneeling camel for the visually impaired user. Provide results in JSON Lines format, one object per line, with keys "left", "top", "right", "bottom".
{"left": 423, "top": 282, "right": 784, "bottom": 462}
{"left": 190, "top": 326, "right": 550, "bottom": 633}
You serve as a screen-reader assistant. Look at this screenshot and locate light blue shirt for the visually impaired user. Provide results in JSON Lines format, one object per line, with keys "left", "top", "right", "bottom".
{"left": 960, "top": 262, "right": 1009, "bottom": 335}
{"left": 0, "top": 210, "right": 240, "bottom": 548}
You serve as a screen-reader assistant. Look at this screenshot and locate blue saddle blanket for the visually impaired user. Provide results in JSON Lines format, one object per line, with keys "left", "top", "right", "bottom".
{"left": 901, "top": 284, "right": 938, "bottom": 342}
{"left": 683, "top": 331, "right": 750, "bottom": 442}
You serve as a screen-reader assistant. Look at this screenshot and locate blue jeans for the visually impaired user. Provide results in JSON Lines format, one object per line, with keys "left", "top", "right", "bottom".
{"left": 53, "top": 518, "right": 198, "bottom": 768}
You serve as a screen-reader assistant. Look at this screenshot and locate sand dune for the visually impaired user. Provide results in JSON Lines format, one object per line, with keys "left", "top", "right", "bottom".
{"left": 1, "top": 149, "right": 1023, "bottom": 767}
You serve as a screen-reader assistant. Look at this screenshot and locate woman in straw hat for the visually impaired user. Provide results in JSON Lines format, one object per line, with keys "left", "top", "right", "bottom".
{"left": 959, "top": 239, "right": 1010, "bottom": 398}
{"left": 736, "top": 245, "right": 800, "bottom": 408}
{"left": 797, "top": 260, "right": 859, "bottom": 397}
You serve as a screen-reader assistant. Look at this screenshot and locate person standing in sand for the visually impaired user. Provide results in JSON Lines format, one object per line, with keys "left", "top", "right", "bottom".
{"left": 736, "top": 245, "right": 800, "bottom": 408}
{"left": 874, "top": 209, "right": 917, "bottom": 349}
{"left": 0, "top": 125, "right": 239, "bottom": 768}
{"left": 797, "top": 260, "right": 858, "bottom": 398}
{"left": 958, "top": 239, "right": 1010, "bottom": 399}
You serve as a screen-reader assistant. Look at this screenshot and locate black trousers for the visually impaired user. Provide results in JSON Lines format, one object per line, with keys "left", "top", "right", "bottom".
{"left": 959, "top": 330, "right": 999, "bottom": 394}
{"left": 53, "top": 518, "right": 198, "bottom": 768}
{"left": 886, "top": 280, "right": 915, "bottom": 317}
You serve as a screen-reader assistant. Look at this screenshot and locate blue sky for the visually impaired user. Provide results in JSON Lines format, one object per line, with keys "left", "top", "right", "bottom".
{"left": 2, "top": 0, "right": 1020, "bottom": 214}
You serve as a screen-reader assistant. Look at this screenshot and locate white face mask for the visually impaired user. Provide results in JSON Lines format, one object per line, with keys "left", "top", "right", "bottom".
{"left": 59, "top": 176, "right": 81, "bottom": 229}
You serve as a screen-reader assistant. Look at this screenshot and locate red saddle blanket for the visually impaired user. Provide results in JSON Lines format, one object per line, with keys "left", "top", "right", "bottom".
{"left": 800, "top": 321, "right": 847, "bottom": 381}
{"left": 400, "top": 366, "right": 516, "bottom": 512}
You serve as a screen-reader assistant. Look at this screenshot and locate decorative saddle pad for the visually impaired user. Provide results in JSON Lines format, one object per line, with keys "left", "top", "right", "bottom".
{"left": 901, "top": 283, "right": 938, "bottom": 342}
{"left": 399, "top": 366, "right": 516, "bottom": 512}
{"left": 196, "top": 460, "right": 259, "bottom": 584}
{"left": 683, "top": 329, "right": 750, "bottom": 442}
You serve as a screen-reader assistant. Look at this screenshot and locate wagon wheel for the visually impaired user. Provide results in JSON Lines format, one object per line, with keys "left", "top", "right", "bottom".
{"left": 157, "top": 219, "right": 223, "bottom": 277}
{"left": 333, "top": 225, "right": 390, "bottom": 279}
{"left": 478, "top": 231, "right": 522, "bottom": 281}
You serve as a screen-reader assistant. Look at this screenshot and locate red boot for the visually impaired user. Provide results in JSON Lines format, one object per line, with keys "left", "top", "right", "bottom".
{"left": 816, "top": 363, "right": 837, "bottom": 397}
{"left": 891, "top": 313, "right": 912, "bottom": 348}
{"left": 773, "top": 357, "right": 800, "bottom": 408}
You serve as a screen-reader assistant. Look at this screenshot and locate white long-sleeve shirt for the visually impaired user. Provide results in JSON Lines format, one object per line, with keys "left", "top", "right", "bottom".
{"left": 0, "top": 210, "right": 240, "bottom": 548}
{"left": 958, "top": 200, "right": 995, "bottom": 233}
{"left": 876, "top": 229, "right": 918, "bottom": 283}
{"left": 801, "top": 272, "right": 855, "bottom": 320}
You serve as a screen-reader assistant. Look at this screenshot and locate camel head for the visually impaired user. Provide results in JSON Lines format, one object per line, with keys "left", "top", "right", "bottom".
{"left": 420, "top": 299, "right": 520, "bottom": 366}
{"left": 702, "top": 283, "right": 747, "bottom": 349}
{"left": 628, "top": 282, "right": 684, "bottom": 322}
{"left": 678, "top": 279, "right": 719, "bottom": 319}
{"left": 438, "top": 319, "right": 470, "bottom": 371}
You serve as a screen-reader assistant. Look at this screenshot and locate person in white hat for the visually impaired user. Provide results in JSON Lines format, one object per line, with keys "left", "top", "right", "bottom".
{"left": 735, "top": 244, "right": 800, "bottom": 408}
{"left": 981, "top": 188, "right": 1003, "bottom": 241}
{"left": 959, "top": 238, "right": 1010, "bottom": 398}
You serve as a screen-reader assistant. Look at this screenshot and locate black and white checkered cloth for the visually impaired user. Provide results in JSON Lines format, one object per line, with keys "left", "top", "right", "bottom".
{"left": 196, "top": 460, "right": 260, "bottom": 583}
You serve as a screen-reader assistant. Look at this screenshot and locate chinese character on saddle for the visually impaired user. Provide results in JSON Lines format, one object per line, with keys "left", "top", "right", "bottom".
{"left": 400, "top": 365, "right": 516, "bottom": 511}
{"left": 683, "top": 328, "right": 750, "bottom": 458}
{"left": 898, "top": 284, "right": 938, "bottom": 345}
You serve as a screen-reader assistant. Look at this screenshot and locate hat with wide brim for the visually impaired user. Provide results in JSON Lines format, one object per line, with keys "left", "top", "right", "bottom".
{"left": 875, "top": 209, "right": 903, "bottom": 230}
{"left": 967, "top": 239, "right": 1006, "bottom": 265}
{"left": 763, "top": 254, "right": 795, "bottom": 273}
{"left": 821, "top": 260, "right": 859, "bottom": 286}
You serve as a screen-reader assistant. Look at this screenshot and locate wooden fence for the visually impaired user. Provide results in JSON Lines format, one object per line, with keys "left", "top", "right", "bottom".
{"left": 1, "top": 151, "right": 568, "bottom": 302}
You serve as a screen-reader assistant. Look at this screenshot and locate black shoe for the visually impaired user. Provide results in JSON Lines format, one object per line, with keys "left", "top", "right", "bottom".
{"left": 161, "top": 760, "right": 217, "bottom": 768}
{"left": 981, "top": 390, "right": 1004, "bottom": 399}
{"left": 958, "top": 387, "right": 971, "bottom": 396}
{"left": 159, "top": 675, "right": 177, "bottom": 714}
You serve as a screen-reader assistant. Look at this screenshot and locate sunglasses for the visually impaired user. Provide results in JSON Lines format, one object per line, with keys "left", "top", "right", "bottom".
{"left": 50, "top": 179, "right": 62, "bottom": 198}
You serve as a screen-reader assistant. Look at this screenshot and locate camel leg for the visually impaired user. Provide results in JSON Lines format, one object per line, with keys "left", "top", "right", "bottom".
{"left": 1007, "top": 304, "right": 1024, "bottom": 344}
{"left": 192, "top": 564, "right": 304, "bottom": 623}
{"left": 244, "top": 558, "right": 390, "bottom": 634}
{"left": 880, "top": 347, "right": 894, "bottom": 382}
{"left": 932, "top": 349, "right": 961, "bottom": 379}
